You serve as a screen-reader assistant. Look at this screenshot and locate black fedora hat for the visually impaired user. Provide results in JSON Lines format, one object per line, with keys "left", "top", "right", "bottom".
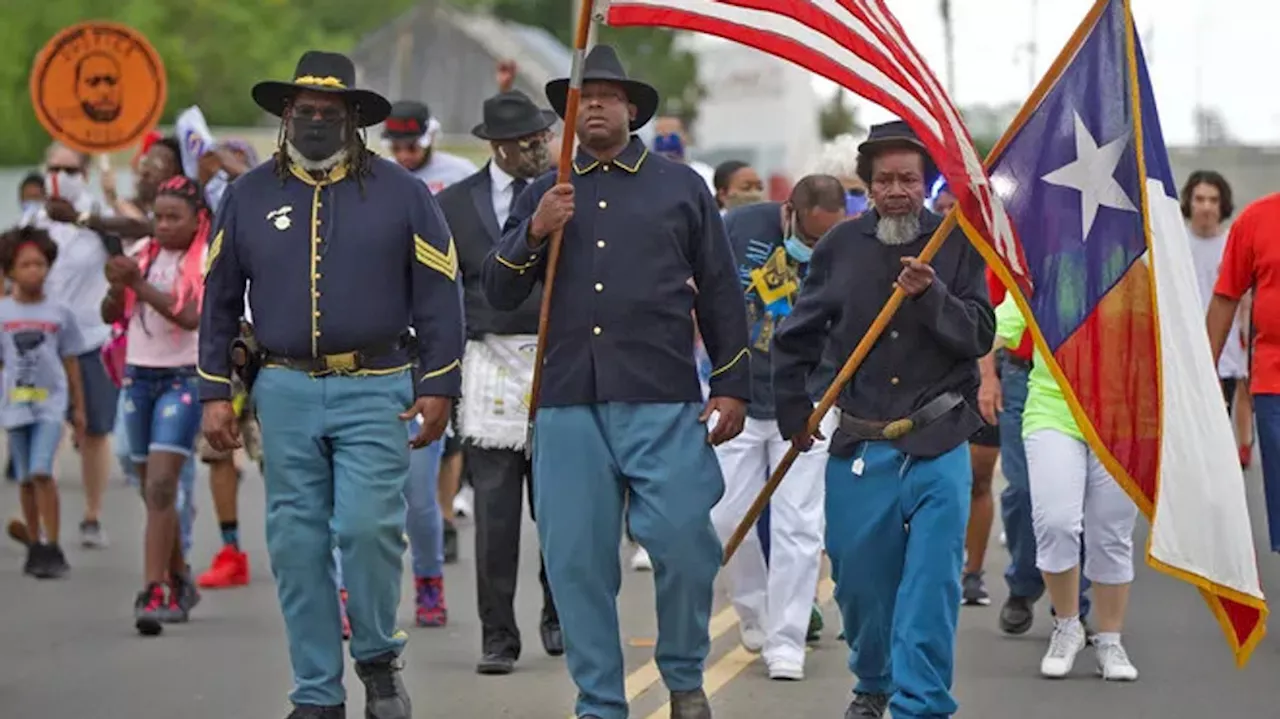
{"left": 252, "top": 51, "right": 392, "bottom": 128}
{"left": 545, "top": 45, "right": 659, "bottom": 132}
{"left": 472, "top": 91, "right": 558, "bottom": 141}
{"left": 855, "top": 119, "right": 938, "bottom": 185}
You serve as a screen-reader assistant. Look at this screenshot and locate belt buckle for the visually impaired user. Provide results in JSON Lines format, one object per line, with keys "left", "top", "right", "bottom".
{"left": 882, "top": 418, "right": 914, "bottom": 440}
{"left": 323, "top": 351, "right": 358, "bottom": 374}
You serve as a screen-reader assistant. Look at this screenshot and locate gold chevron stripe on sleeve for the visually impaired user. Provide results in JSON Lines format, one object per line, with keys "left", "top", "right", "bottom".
{"left": 414, "top": 234, "right": 458, "bottom": 281}
{"left": 205, "top": 230, "right": 224, "bottom": 274}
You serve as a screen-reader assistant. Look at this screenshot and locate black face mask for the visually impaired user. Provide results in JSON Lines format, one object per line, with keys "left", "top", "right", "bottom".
{"left": 290, "top": 116, "right": 345, "bottom": 162}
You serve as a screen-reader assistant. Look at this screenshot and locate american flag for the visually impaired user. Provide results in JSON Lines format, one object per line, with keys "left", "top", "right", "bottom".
{"left": 602, "top": 0, "right": 1030, "bottom": 288}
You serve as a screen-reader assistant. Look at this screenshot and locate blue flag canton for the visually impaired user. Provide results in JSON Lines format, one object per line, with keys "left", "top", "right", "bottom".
{"left": 988, "top": 0, "right": 1148, "bottom": 351}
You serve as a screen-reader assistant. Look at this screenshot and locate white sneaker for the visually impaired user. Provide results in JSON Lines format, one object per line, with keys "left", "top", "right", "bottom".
{"left": 766, "top": 657, "right": 804, "bottom": 681}
{"left": 452, "top": 486, "right": 474, "bottom": 519}
{"left": 740, "top": 624, "right": 765, "bottom": 653}
{"left": 630, "top": 546, "right": 652, "bottom": 571}
{"left": 1040, "top": 619, "right": 1086, "bottom": 678}
{"left": 1095, "top": 640, "right": 1139, "bottom": 681}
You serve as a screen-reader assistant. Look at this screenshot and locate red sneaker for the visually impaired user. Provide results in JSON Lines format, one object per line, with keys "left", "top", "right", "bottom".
{"left": 415, "top": 576, "right": 447, "bottom": 627}
{"left": 197, "top": 546, "right": 250, "bottom": 589}
{"left": 340, "top": 589, "right": 352, "bottom": 640}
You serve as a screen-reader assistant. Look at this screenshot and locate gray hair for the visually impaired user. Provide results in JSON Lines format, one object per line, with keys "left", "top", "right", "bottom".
{"left": 44, "top": 142, "right": 90, "bottom": 170}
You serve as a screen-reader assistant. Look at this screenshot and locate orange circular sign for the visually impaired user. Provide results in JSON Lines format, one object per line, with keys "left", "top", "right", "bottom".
{"left": 28, "top": 21, "right": 167, "bottom": 155}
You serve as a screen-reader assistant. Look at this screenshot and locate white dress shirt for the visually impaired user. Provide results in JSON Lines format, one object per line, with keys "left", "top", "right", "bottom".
{"left": 488, "top": 161, "right": 524, "bottom": 229}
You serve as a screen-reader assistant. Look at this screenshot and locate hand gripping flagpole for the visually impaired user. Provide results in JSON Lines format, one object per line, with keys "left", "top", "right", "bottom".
{"left": 720, "top": 214, "right": 956, "bottom": 564}
{"left": 526, "top": 0, "right": 597, "bottom": 452}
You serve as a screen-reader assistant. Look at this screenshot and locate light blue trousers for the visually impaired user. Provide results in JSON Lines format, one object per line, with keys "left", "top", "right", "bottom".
{"left": 534, "top": 402, "right": 724, "bottom": 719}
{"left": 113, "top": 391, "right": 198, "bottom": 556}
{"left": 255, "top": 367, "right": 412, "bottom": 708}
{"left": 333, "top": 425, "right": 444, "bottom": 587}
{"left": 827, "top": 441, "right": 971, "bottom": 719}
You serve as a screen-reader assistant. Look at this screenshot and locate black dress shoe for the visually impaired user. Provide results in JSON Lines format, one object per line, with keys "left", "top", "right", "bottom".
{"left": 286, "top": 704, "right": 345, "bottom": 718}
{"left": 476, "top": 652, "right": 516, "bottom": 675}
{"left": 354, "top": 655, "right": 410, "bottom": 719}
{"left": 540, "top": 618, "right": 564, "bottom": 656}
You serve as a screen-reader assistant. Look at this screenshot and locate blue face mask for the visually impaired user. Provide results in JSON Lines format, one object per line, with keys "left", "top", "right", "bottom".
{"left": 784, "top": 236, "right": 813, "bottom": 263}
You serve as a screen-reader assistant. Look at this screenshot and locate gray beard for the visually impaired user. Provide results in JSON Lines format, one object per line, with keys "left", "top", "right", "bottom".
{"left": 286, "top": 142, "right": 347, "bottom": 173}
{"left": 876, "top": 213, "right": 921, "bottom": 246}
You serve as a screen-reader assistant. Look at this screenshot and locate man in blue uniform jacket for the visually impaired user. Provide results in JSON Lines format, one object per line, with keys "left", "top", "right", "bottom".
{"left": 771, "top": 120, "right": 994, "bottom": 719}
{"left": 198, "top": 51, "right": 465, "bottom": 719}
{"left": 481, "top": 45, "right": 750, "bottom": 719}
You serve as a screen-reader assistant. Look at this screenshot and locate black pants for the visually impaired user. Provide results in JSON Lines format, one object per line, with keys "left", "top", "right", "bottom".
{"left": 466, "top": 442, "right": 558, "bottom": 658}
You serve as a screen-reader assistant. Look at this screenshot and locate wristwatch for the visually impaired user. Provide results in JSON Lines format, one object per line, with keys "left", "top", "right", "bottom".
{"left": 75, "top": 211, "right": 92, "bottom": 227}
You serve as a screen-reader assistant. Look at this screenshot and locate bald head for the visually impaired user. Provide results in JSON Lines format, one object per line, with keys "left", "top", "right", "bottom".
{"left": 786, "top": 174, "right": 848, "bottom": 246}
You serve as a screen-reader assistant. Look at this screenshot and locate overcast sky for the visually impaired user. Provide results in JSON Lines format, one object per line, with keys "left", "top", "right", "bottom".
{"left": 819, "top": 0, "right": 1279, "bottom": 146}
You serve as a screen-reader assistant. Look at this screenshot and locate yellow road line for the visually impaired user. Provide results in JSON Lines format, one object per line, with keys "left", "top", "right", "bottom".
{"left": 641, "top": 578, "right": 836, "bottom": 719}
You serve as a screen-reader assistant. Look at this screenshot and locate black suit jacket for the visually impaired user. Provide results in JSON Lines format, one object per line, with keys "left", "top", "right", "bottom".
{"left": 436, "top": 163, "right": 543, "bottom": 339}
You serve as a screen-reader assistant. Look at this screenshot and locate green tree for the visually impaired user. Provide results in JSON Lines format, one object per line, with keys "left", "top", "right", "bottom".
{"left": 457, "top": 0, "right": 703, "bottom": 126}
{"left": 817, "top": 88, "right": 862, "bottom": 141}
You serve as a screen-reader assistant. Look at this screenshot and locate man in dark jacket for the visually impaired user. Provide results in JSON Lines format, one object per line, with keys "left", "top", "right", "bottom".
{"left": 435, "top": 89, "right": 563, "bottom": 675}
{"left": 772, "top": 120, "right": 994, "bottom": 719}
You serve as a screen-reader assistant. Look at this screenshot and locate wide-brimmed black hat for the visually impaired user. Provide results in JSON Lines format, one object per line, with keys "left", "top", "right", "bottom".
{"left": 252, "top": 51, "right": 391, "bottom": 128}
{"left": 855, "top": 120, "right": 938, "bottom": 185}
{"left": 471, "top": 91, "right": 558, "bottom": 141}
{"left": 545, "top": 45, "right": 659, "bottom": 132}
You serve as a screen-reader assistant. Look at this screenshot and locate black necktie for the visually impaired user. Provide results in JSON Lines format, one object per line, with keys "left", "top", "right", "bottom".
{"left": 511, "top": 178, "right": 528, "bottom": 198}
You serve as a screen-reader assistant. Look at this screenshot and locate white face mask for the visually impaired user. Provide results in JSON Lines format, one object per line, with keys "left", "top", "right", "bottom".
{"left": 44, "top": 170, "right": 90, "bottom": 207}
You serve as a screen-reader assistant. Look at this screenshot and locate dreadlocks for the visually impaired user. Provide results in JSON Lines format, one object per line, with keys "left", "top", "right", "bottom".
{"left": 274, "top": 99, "right": 375, "bottom": 192}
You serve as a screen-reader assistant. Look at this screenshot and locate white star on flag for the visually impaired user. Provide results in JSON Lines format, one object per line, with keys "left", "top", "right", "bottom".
{"left": 1041, "top": 111, "right": 1137, "bottom": 239}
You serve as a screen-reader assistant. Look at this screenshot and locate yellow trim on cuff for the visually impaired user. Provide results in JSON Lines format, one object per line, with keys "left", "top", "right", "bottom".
{"left": 414, "top": 234, "right": 458, "bottom": 281}
{"left": 710, "top": 348, "right": 750, "bottom": 378}
{"left": 198, "top": 368, "right": 232, "bottom": 384}
{"left": 419, "top": 358, "right": 461, "bottom": 382}
{"left": 494, "top": 253, "right": 538, "bottom": 273}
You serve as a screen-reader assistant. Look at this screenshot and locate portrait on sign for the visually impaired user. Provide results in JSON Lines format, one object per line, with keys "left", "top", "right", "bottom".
{"left": 29, "top": 22, "right": 167, "bottom": 155}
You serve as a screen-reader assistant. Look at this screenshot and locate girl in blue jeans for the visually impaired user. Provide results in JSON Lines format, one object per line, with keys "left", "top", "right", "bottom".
{"left": 101, "top": 176, "right": 210, "bottom": 637}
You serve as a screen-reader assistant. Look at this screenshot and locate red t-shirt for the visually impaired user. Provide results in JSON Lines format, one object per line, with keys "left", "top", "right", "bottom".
{"left": 986, "top": 268, "right": 1033, "bottom": 362}
{"left": 1215, "top": 193, "right": 1280, "bottom": 394}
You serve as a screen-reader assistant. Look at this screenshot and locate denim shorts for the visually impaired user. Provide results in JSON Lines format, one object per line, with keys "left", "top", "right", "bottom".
{"left": 7, "top": 421, "right": 63, "bottom": 482}
{"left": 71, "top": 348, "right": 121, "bottom": 437}
{"left": 122, "top": 366, "right": 202, "bottom": 463}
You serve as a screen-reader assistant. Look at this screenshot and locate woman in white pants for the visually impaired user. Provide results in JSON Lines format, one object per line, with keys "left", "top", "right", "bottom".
{"left": 995, "top": 295, "right": 1140, "bottom": 681}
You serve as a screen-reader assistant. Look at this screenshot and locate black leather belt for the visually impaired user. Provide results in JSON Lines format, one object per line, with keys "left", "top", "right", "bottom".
{"left": 838, "top": 391, "right": 964, "bottom": 441}
{"left": 999, "top": 350, "right": 1033, "bottom": 371}
{"left": 264, "top": 337, "right": 406, "bottom": 375}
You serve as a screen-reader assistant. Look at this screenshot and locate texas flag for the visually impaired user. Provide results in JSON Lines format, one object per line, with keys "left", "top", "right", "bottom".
{"left": 979, "top": 0, "right": 1267, "bottom": 664}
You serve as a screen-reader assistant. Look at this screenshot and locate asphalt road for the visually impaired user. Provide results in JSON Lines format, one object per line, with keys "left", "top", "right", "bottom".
{"left": 1, "top": 447, "right": 1277, "bottom": 719}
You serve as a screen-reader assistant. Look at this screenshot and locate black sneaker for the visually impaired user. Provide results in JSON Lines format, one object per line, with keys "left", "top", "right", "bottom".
{"left": 443, "top": 519, "right": 458, "bottom": 564}
{"left": 845, "top": 691, "right": 890, "bottom": 718}
{"left": 135, "top": 583, "right": 167, "bottom": 636}
{"left": 999, "top": 594, "right": 1035, "bottom": 635}
{"left": 22, "top": 543, "right": 45, "bottom": 576}
{"left": 285, "top": 705, "right": 345, "bottom": 719}
{"left": 35, "top": 543, "right": 69, "bottom": 579}
{"left": 962, "top": 572, "right": 991, "bottom": 606}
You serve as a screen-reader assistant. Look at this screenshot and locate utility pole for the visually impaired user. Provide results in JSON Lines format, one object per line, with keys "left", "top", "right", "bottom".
{"left": 939, "top": 0, "right": 956, "bottom": 97}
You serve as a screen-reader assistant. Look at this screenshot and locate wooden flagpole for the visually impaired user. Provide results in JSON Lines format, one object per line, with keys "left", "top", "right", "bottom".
{"left": 720, "top": 0, "right": 1114, "bottom": 566}
{"left": 527, "top": 0, "right": 597, "bottom": 437}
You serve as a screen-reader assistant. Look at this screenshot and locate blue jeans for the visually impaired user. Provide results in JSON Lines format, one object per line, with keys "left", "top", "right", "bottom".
{"left": 122, "top": 366, "right": 202, "bottom": 462}
{"left": 534, "top": 403, "right": 723, "bottom": 719}
{"left": 1253, "top": 394, "right": 1280, "bottom": 552}
{"left": 828, "top": 441, "right": 970, "bottom": 719}
{"left": 8, "top": 420, "right": 63, "bottom": 481}
{"left": 117, "top": 371, "right": 200, "bottom": 555}
{"left": 998, "top": 357, "right": 1090, "bottom": 615}
{"left": 255, "top": 367, "right": 411, "bottom": 708}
